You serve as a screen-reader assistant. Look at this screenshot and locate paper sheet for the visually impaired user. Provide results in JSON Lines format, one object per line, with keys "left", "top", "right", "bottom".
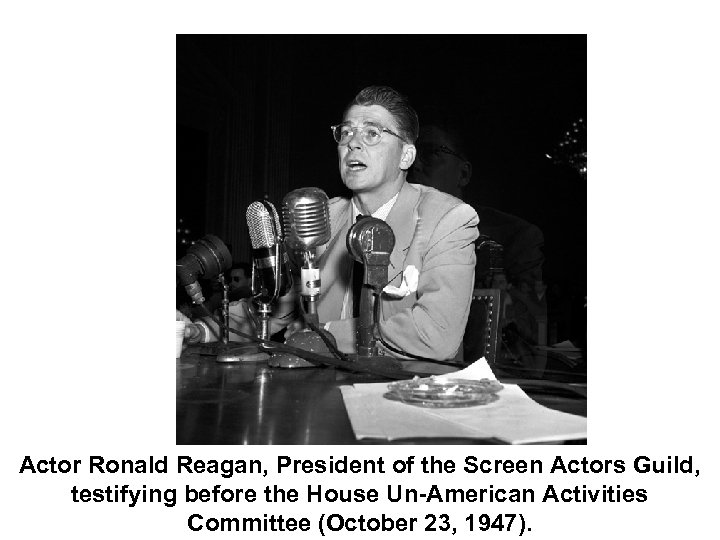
{"left": 339, "top": 358, "right": 587, "bottom": 444}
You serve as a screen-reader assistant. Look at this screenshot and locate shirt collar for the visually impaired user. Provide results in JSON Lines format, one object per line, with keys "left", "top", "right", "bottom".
{"left": 351, "top": 191, "right": 400, "bottom": 222}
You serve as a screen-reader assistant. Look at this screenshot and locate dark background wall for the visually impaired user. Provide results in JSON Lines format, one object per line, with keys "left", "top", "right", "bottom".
{"left": 176, "top": 34, "right": 586, "bottom": 339}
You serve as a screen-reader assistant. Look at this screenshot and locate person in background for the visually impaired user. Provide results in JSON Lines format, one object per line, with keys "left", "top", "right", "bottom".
{"left": 178, "top": 262, "right": 252, "bottom": 322}
{"left": 409, "top": 122, "right": 545, "bottom": 291}
{"left": 409, "top": 122, "right": 547, "bottom": 376}
{"left": 226, "top": 262, "right": 252, "bottom": 301}
{"left": 183, "top": 86, "right": 479, "bottom": 368}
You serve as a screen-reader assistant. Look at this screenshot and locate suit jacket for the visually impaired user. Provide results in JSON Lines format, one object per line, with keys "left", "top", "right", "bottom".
{"left": 315, "top": 181, "right": 479, "bottom": 362}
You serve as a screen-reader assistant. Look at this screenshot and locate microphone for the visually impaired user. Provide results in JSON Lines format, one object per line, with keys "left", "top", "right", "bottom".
{"left": 346, "top": 217, "right": 396, "bottom": 357}
{"left": 246, "top": 200, "right": 292, "bottom": 303}
{"left": 281, "top": 187, "right": 331, "bottom": 324}
{"left": 265, "top": 187, "right": 336, "bottom": 369}
{"left": 176, "top": 234, "right": 232, "bottom": 305}
{"left": 246, "top": 200, "right": 292, "bottom": 342}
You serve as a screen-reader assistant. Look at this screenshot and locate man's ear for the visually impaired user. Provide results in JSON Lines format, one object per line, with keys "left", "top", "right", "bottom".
{"left": 459, "top": 160, "right": 472, "bottom": 188}
{"left": 399, "top": 144, "right": 416, "bottom": 171}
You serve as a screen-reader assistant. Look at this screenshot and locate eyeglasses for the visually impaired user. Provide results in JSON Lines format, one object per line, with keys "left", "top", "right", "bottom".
{"left": 330, "top": 122, "right": 407, "bottom": 146}
{"left": 416, "top": 144, "right": 466, "bottom": 165}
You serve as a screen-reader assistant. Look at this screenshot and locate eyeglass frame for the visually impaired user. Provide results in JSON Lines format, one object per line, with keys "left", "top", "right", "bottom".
{"left": 330, "top": 122, "right": 409, "bottom": 146}
{"left": 415, "top": 144, "right": 467, "bottom": 164}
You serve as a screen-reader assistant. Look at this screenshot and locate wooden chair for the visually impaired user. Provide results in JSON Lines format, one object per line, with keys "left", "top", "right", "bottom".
{"left": 466, "top": 288, "right": 502, "bottom": 365}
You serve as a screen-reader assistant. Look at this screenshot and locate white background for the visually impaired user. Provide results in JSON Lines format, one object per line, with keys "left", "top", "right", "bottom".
{"left": 1, "top": 1, "right": 718, "bottom": 538}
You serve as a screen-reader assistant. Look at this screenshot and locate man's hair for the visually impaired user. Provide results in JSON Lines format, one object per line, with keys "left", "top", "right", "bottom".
{"left": 345, "top": 85, "right": 419, "bottom": 144}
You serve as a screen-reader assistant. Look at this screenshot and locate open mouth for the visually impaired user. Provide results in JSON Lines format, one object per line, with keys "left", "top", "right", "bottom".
{"left": 346, "top": 159, "right": 367, "bottom": 171}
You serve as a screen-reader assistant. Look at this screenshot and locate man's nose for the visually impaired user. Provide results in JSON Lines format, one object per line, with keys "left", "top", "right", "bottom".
{"left": 347, "top": 130, "right": 363, "bottom": 149}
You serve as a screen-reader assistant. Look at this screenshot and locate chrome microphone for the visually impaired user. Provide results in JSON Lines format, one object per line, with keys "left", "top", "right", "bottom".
{"left": 246, "top": 200, "right": 292, "bottom": 343}
{"left": 282, "top": 187, "right": 331, "bottom": 324}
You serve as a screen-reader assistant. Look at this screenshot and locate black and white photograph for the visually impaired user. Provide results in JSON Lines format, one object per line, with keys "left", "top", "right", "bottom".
{"left": 175, "top": 34, "right": 588, "bottom": 444}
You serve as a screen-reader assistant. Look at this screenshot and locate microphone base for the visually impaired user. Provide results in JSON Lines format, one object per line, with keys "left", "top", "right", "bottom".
{"left": 268, "top": 328, "right": 337, "bottom": 369}
{"left": 216, "top": 351, "right": 270, "bottom": 363}
{"left": 214, "top": 344, "right": 270, "bottom": 363}
{"left": 267, "top": 352, "right": 315, "bottom": 369}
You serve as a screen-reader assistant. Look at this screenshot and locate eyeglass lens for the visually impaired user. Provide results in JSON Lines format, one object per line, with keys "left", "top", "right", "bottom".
{"left": 335, "top": 125, "right": 383, "bottom": 145}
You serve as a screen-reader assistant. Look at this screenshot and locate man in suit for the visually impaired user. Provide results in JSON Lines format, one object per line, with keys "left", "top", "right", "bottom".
{"left": 186, "top": 86, "right": 479, "bottom": 364}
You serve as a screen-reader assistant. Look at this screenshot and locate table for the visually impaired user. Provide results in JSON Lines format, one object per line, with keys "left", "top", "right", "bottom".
{"left": 176, "top": 347, "right": 586, "bottom": 445}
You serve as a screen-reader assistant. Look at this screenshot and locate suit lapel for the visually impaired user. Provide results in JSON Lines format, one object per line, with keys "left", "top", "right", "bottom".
{"left": 385, "top": 182, "right": 421, "bottom": 280}
{"left": 317, "top": 198, "right": 351, "bottom": 262}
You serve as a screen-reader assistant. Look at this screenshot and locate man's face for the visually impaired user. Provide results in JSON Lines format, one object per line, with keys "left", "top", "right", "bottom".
{"left": 230, "top": 269, "right": 250, "bottom": 291}
{"left": 409, "top": 126, "right": 469, "bottom": 198}
{"left": 338, "top": 104, "right": 412, "bottom": 199}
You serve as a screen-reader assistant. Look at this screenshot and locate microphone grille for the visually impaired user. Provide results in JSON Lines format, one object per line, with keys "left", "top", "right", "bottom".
{"left": 282, "top": 188, "right": 331, "bottom": 250}
{"left": 246, "top": 201, "right": 278, "bottom": 249}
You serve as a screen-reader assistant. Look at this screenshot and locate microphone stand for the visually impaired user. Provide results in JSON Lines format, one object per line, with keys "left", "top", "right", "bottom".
{"left": 255, "top": 303, "right": 273, "bottom": 349}
{"left": 346, "top": 217, "right": 395, "bottom": 360}
{"left": 300, "top": 251, "right": 321, "bottom": 323}
{"left": 216, "top": 274, "right": 253, "bottom": 363}
{"left": 357, "top": 251, "right": 391, "bottom": 357}
{"left": 222, "top": 275, "right": 230, "bottom": 344}
{"left": 254, "top": 239, "right": 283, "bottom": 350}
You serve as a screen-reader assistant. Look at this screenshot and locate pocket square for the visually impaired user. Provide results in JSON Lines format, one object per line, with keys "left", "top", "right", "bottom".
{"left": 382, "top": 265, "right": 419, "bottom": 298}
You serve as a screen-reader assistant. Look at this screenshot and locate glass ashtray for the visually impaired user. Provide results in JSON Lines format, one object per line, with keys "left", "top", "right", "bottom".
{"left": 384, "top": 377, "right": 504, "bottom": 408}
